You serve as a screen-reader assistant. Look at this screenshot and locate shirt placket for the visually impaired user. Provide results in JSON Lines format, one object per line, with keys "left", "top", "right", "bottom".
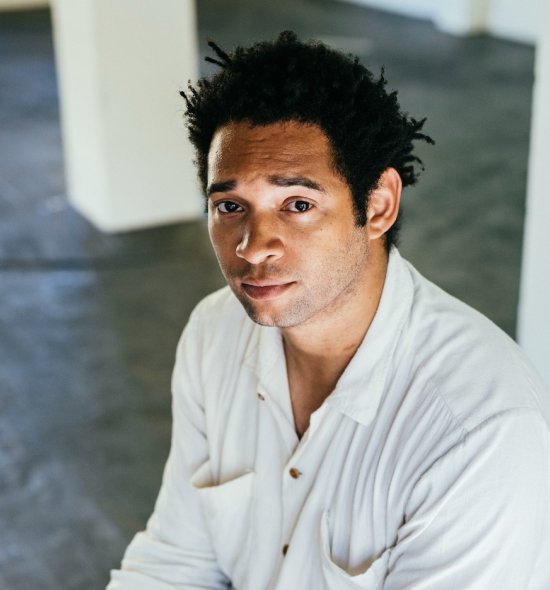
{"left": 279, "top": 403, "right": 331, "bottom": 560}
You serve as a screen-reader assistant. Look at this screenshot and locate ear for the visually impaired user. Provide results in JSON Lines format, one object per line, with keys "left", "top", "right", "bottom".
{"left": 367, "top": 167, "right": 402, "bottom": 241}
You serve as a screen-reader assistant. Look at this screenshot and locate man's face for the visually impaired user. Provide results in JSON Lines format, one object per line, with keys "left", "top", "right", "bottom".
{"left": 206, "top": 120, "right": 375, "bottom": 329}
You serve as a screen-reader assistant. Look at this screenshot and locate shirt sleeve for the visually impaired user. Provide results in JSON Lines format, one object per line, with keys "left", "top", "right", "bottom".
{"left": 107, "top": 314, "right": 229, "bottom": 590}
{"left": 383, "top": 408, "right": 550, "bottom": 589}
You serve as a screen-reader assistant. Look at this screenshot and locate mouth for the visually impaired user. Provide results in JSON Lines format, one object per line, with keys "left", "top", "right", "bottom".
{"left": 241, "top": 280, "right": 295, "bottom": 301}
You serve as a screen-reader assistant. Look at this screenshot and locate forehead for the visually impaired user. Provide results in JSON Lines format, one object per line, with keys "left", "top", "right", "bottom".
{"left": 207, "top": 120, "right": 336, "bottom": 182}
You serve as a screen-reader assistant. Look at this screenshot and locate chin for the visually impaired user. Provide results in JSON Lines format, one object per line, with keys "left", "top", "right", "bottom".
{"left": 239, "top": 298, "right": 312, "bottom": 329}
{"left": 229, "top": 282, "right": 314, "bottom": 328}
{"left": 247, "top": 313, "right": 279, "bottom": 327}
{"left": 240, "top": 300, "right": 282, "bottom": 327}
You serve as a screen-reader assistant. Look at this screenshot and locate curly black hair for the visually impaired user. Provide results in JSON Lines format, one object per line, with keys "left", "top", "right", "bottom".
{"left": 180, "top": 31, "right": 434, "bottom": 250}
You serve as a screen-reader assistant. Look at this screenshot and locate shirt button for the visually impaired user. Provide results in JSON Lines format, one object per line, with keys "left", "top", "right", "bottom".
{"left": 282, "top": 544, "right": 289, "bottom": 556}
{"left": 257, "top": 393, "right": 265, "bottom": 401}
{"left": 289, "top": 467, "right": 302, "bottom": 479}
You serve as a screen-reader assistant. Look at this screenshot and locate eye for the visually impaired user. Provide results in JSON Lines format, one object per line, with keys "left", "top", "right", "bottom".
{"left": 287, "top": 200, "right": 313, "bottom": 213}
{"left": 215, "top": 201, "right": 243, "bottom": 214}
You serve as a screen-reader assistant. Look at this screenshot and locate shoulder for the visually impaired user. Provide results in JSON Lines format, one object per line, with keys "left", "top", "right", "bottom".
{"left": 175, "top": 286, "right": 257, "bottom": 369}
{"left": 189, "top": 285, "right": 244, "bottom": 321}
{"left": 184, "top": 286, "right": 249, "bottom": 337}
{"left": 400, "top": 258, "right": 550, "bottom": 434}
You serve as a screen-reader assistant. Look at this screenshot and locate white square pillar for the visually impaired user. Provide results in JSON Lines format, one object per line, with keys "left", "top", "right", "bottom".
{"left": 518, "top": 0, "right": 550, "bottom": 387}
{"left": 51, "top": 0, "right": 203, "bottom": 232}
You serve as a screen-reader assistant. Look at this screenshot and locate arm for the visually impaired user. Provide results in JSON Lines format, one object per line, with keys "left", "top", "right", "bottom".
{"left": 383, "top": 408, "right": 550, "bottom": 589}
{"left": 107, "top": 317, "right": 229, "bottom": 590}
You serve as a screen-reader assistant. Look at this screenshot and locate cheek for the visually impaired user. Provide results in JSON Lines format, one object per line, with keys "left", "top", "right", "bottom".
{"left": 304, "top": 217, "right": 358, "bottom": 251}
{"left": 313, "top": 226, "right": 368, "bottom": 270}
{"left": 208, "top": 222, "right": 224, "bottom": 257}
{"left": 208, "top": 222, "right": 239, "bottom": 262}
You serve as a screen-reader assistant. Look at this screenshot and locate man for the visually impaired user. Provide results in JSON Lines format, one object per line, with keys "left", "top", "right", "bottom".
{"left": 108, "top": 32, "right": 550, "bottom": 589}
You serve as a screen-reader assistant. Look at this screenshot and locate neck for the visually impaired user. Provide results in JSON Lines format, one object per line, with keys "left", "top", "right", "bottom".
{"left": 282, "top": 244, "right": 389, "bottom": 406}
{"left": 281, "top": 243, "right": 389, "bottom": 439}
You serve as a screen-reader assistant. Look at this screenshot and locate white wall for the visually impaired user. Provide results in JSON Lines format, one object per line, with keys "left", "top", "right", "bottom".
{"left": 518, "top": 0, "right": 550, "bottom": 387}
{"left": 338, "top": 0, "right": 541, "bottom": 43}
{"left": 433, "top": 0, "right": 491, "bottom": 36}
{"left": 339, "top": 0, "right": 433, "bottom": 20}
{"left": 488, "top": 0, "right": 542, "bottom": 44}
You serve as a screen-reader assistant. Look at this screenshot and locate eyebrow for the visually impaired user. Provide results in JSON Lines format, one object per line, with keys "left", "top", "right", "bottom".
{"left": 267, "top": 175, "right": 326, "bottom": 192}
{"left": 207, "top": 175, "right": 326, "bottom": 197}
{"left": 207, "top": 180, "right": 236, "bottom": 197}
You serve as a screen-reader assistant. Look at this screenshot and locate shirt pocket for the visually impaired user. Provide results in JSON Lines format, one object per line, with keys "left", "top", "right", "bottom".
{"left": 320, "top": 510, "right": 390, "bottom": 590}
{"left": 193, "top": 468, "right": 255, "bottom": 581}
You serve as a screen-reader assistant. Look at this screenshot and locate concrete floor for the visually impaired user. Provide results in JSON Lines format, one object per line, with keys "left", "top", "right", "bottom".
{"left": 0, "top": 3, "right": 534, "bottom": 589}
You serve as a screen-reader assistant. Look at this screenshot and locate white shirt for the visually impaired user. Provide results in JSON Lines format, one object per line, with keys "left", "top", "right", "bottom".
{"left": 108, "top": 249, "right": 550, "bottom": 590}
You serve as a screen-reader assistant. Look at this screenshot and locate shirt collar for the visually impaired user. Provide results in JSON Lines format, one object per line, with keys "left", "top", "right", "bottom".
{"left": 243, "top": 247, "right": 414, "bottom": 427}
{"left": 243, "top": 321, "right": 291, "bottom": 414}
{"left": 326, "top": 247, "right": 413, "bottom": 425}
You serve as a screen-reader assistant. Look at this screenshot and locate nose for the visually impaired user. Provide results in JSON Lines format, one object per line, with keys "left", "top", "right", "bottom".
{"left": 236, "top": 215, "right": 284, "bottom": 265}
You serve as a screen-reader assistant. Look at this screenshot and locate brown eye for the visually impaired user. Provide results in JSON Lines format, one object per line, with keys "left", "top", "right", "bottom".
{"left": 290, "top": 200, "right": 312, "bottom": 213}
{"left": 217, "top": 201, "right": 243, "bottom": 213}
